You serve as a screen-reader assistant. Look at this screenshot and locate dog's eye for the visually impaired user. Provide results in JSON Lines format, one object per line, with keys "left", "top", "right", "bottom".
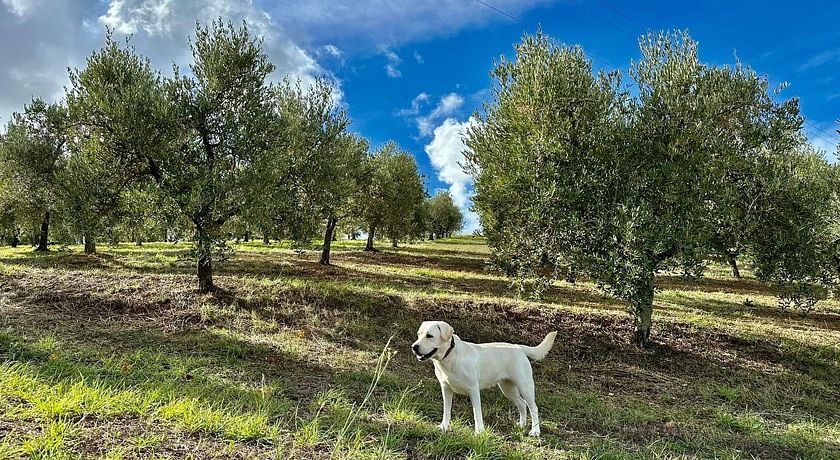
{"left": 426, "top": 333, "right": 433, "bottom": 339}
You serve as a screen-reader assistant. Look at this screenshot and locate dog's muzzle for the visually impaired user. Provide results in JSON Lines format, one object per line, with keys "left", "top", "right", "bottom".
{"left": 415, "top": 347, "right": 437, "bottom": 361}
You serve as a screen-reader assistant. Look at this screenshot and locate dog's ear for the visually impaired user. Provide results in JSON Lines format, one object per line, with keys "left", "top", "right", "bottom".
{"left": 439, "top": 322, "right": 454, "bottom": 342}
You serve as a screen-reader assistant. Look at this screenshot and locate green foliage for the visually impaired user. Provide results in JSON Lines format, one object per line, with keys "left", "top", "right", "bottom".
{"left": 254, "top": 78, "right": 358, "bottom": 247}
{"left": 0, "top": 98, "right": 68, "bottom": 249}
{"left": 426, "top": 191, "right": 463, "bottom": 239}
{"left": 360, "top": 142, "right": 426, "bottom": 248}
{"left": 467, "top": 30, "right": 805, "bottom": 345}
{"left": 0, "top": 99, "right": 67, "bottom": 209}
{"left": 66, "top": 21, "right": 280, "bottom": 290}
{"left": 745, "top": 145, "right": 838, "bottom": 312}
{"left": 466, "top": 31, "right": 625, "bottom": 294}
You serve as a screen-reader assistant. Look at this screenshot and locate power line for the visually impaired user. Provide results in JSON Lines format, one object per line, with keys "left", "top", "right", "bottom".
{"left": 595, "top": 0, "right": 647, "bottom": 31}
{"left": 471, "top": 0, "right": 621, "bottom": 71}
{"left": 801, "top": 125, "right": 839, "bottom": 149}
{"left": 804, "top": 119, "right": 840, "bottom": 144}
{"left": 472, "top": 0, "right": 525, "bottom": 25}
{"left": 568, "top": 0, "right": 638, "bottom": 41}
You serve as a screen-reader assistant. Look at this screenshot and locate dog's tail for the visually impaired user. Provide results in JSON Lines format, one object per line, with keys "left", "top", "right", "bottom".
{"left": 522, "top": 331, "right": 557, "bottom": 361}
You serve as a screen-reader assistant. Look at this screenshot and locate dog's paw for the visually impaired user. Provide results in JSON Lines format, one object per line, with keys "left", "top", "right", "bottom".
{"left": 438, "top": 422, "right": 450, "bottom": 432}
{"left": 528, "top": 427, "right": 541, "bottom": 437}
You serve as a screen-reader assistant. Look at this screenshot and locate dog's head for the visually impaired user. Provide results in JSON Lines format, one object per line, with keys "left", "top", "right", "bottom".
{"left": 412, "top": 321, "right": 454, "bottom": 362}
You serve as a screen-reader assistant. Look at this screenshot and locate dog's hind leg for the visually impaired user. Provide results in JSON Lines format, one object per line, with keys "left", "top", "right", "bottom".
{"left": 498, "top": 380, "right": 527, "bottom": 428}
{"left": 517, "top": 379, "right": 541, "bottom": 437}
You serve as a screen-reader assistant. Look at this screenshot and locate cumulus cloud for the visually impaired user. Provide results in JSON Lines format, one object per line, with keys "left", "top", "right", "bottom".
{"left": 416, "top": 93, "right": 464, "bottom": 136}
{"left": 0, "top": 0, "right": 341, "bottom": 126}
{"left": 414, "top": 51, "right": 424, "bottom": 64}
{"left": 0, "top": 0, "right": 554, "bottom": 124}
{"left": 424, "top": 117, "right": 481, "bottom": 233}
{"left": 98, "top": 0, "right": 326, "bottom": 92}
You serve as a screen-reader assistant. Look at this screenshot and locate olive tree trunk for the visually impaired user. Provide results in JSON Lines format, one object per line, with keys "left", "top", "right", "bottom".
{"left": 319, "top": 215, "right": 338, "bottom": 266}
{"left": 728, "top": 254, "right": 741, "bottom": 279}
{"left": 83, "top": 233, "right": 96, "bottom": 254}
{"left": 631, "top": 272, "right": 655, "bottom": 348}
{"left": 35, "top": 211, "right": 50, "bottom": 252}
{"left": 196, "top": 225, "right": 214, "bottom": 293}
{"left": 365, "top": 225, "right": 377, "bottom": 252}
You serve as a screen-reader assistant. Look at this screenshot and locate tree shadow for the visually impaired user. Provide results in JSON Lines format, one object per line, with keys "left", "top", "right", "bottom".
{"left": 657, "top": 275, "right": 775, "bottom": 297}
{"left": 662, "top": 293, "right": 840, "bottom": 332}
{"left": 2, "top": 267, "right": 838, "bottom": 458}
{"left": 3, "top": 243, "right": 840, "bottom": 457}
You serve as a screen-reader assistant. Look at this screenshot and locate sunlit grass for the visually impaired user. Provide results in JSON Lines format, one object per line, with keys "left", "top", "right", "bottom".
{"left": 1, "top": 236, "right": 838, "bottom": 458}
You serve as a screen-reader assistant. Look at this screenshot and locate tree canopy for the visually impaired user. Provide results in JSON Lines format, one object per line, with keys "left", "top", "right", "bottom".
{"left": 466, "top": 30, "right": 810, "bottom": 346}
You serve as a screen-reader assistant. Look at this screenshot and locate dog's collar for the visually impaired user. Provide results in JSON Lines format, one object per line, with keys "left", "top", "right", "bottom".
{"left": 441, "top": 337, "right": 455, "bottom": 360}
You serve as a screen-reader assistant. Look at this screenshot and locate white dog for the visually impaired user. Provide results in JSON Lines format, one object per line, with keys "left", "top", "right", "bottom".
{"left": 412, "top": 320, "right": 557, "bottom": 437}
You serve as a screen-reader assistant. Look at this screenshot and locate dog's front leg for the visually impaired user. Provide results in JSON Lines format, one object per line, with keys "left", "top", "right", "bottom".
{"left": 468, "top": 388, "right": 484, "bottom": 434}
{"left": 439, "top": 385, "right": 453, "bottom": 431}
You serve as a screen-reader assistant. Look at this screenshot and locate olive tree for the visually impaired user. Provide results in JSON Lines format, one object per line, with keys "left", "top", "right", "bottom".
{"left": 467, "top": 31, "right": 800, "bottom": 346}
{"left": 67, "top": 22, "right": 278, "bottom": 292}
{"left": 0, "top": 99, "right": 68, "bottom": 251}
{"left": 359, "top": 142, "right": 426, "bottom": 251}
{"left": 317, "top": 133, "right": 368, "bottom": 265}
{"left": 162, "top": 21, "right": 278, "bottom": 291}
{"left": 259, "top": 79, "right": 363, "bottom": 265}
{"left": 55, "top": 143, "right": 136, "bottom": 254}
{"left": 0, "top": 176, "right": 23, "bottom": 247}
{"left": 746, "top": 144, "right": 837, "bottom": 312}
{"left": 427, "top": 191, "right": 463, "bottom": 239}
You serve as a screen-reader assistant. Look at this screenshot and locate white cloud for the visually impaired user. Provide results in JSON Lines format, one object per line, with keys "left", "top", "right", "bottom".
{"left": 799, "top": 48, "right": 840, "bottom": 72}
{"left": 424, "top": 117, "right": 481, "bottom": 233}
{"left": 261, "top": 0, "right": 554, "bottom": 50}
{"left": 383, "top": 49, "right": 402, "bottom": 78}
{"left": 0, "top": 1, "right": 97, "bottom": 124}
{"left": 0, "top": 0, "right": 343, "bottom": 127}
{"left": 414, "top": 50, "right": 424, "bottom": 64}
{"left": 0, "top": 0, "right": 553, "bottom": 125}
{"left": 1, "top": 0, "right": 38, "bottom": 17}
{"left": 98, "top": 0, "right": 325, "bottom": 90}
{"left": 396, "top": 92, "right": 430, "bottom": 117}
{"left": 416, "top": 93, "right": 464, "bottom": 136}
{"left": 319, "top": 44, "right": 343, "bottom": 59}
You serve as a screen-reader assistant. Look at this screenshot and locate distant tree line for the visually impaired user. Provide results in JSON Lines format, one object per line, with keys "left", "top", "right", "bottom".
{"left": 466, "top": 30, "right": 839, "bottom": 346}
{"left": 0, "top": 21, "right": 463, "bottom": 292}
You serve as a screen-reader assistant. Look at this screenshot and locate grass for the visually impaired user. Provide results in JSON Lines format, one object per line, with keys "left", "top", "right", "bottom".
{"left": 0, "top": 236, "right": 838, "bottom": 459}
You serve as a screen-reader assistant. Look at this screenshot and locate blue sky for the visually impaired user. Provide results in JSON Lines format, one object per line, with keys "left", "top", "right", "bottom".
{"left": 1, "top": 0, "right": 838, "bottom": 232}
{"left": 327, "top": 0, "right": 840, "bottom": 231}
